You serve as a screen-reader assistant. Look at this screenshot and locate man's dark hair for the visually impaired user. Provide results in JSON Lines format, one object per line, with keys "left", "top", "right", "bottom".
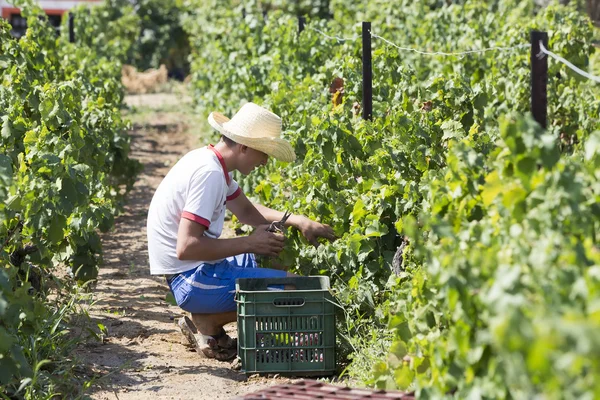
{"left": 221, "top": 135, "right": 237, "bottom": 147}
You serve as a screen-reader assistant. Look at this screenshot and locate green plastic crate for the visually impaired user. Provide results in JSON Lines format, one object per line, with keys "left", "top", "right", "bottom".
{"left": 235, "top": 276, "right": 336, "bottom": 376}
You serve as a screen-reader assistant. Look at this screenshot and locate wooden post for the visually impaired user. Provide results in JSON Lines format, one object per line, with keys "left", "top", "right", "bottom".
{"left": 362, "top": 22, "right": 373, "bottom": 121}
{"left": 531, "top": 31, "right": 548, "bottom": 129}
{"left": 298, "top": 16, "right": 305, "bottom": 33}
{"left": 68, "top": 13, "right": 75, "bottom": 43}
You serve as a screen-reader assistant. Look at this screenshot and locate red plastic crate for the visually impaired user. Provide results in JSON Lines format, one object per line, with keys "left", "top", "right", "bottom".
{"left": 234, "top": 379, "right": 415, "bottom": 399}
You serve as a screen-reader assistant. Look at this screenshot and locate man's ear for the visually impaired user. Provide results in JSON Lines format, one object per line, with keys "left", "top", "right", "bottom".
{"left": 239, "top": 145, "right": 249, "bottom": 153}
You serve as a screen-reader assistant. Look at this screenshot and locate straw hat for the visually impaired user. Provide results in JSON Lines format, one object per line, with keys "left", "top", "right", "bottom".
{"left": 208, "top": 103, "right": 296, "bottom": 162}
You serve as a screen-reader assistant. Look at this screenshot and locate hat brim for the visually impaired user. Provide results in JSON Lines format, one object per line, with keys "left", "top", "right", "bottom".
{"left": 208, "top": 111, "right": 296, "bottom": 163}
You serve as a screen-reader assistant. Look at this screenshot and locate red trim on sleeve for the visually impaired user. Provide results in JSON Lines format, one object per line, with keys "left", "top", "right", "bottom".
{"left": 207, "top": 144, "right": 231, "bottom": 185}
{"left": 181, "top": 211, "right": 210, "bottom": 228}
{"left": 226, "top": 187, "right": 242, "bottom": 202}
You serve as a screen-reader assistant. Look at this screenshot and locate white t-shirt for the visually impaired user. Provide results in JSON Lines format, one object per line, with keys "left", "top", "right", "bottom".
{"left": 147, "top": 145, "right": 242, "bottom": 275}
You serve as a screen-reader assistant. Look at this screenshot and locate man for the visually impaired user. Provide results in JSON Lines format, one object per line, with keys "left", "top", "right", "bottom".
{"left": 147, "top": 102, "right": 335, "bottom": 361}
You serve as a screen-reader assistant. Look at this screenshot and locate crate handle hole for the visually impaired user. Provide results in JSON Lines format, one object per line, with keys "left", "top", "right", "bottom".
{"left": 273, "top": 297, "right": 305, "bottom": 307}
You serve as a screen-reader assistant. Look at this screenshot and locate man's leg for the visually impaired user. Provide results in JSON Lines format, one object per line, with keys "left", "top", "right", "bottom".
{"left": 178, "top": 311, "right": 238, "bottom": 361}
{"left": 172, "top": 255, "right": 290, "bottom": 359}
{"left": 191, "top": 311, "right": 237, "bottom": 347}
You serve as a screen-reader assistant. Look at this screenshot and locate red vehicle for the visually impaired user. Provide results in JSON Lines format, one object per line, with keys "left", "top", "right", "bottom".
{"left": 1, "top": 0, "right": 100, "bottom": 38}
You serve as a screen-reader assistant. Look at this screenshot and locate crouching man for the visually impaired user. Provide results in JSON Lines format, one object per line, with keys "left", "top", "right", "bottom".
{"left": 146, "top": 102, "right": 335, "bottom": 361}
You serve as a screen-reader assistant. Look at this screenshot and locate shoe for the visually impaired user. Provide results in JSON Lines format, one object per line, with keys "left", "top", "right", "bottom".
{"left": 199, "top": 344, "right": 238, "bottom": 362}
{"left": 200, "top": 328, "right": 238, "bottom": 361}
{"left": 177, "top": 316, "right": 237, "bottom": 361}
{"left": 213, "top": 329, "right": 237, "bottom": 350}
{"left": 178, "top": 316, "right": 199, "bottom": 348}
{"left": 230, "top": 356, "right": 242, "bottom": 371}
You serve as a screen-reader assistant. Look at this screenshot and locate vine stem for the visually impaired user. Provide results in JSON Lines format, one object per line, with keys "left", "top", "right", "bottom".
{"left": 1, "top": 220, "right": 23, "bottom": 253}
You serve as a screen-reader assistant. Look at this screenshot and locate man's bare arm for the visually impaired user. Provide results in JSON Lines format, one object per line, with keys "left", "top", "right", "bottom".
{"left": 227, "top": 193, "right": 337, "bottom": 247}
{"left": 226, "top": 192, "right": 304, "bottom": 227}
{"left": 176, "top": 217, "right": 284, "bottom": 261}
{"left": 226, "top": 191, "right": 270, "bottom": 227}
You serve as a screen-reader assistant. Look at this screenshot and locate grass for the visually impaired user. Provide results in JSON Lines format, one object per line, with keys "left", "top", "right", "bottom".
{"left": 0, "top": 280, "right": 101, "bottom": 400}
{"left": 1, "top": 81, "right": 209, "bottom": 400}
{"left": 122, "top": 82, "right": 202, "bottom": 130}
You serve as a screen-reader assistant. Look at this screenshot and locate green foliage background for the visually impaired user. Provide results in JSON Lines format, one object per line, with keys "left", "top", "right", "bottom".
{"left": 1, "top": 0, "right": 598, "bottom": 397}
{"left": 0, "top": 1, "right": 140, "bottom": 397}
{"left": 67, "top": 0, "right": 191, "bottom": 76}
{"left": 180, "top": 0, "right": 600, "bottom": 397}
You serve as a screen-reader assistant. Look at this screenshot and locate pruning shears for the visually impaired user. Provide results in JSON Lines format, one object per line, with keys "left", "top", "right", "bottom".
{"left": 267, "top": 210, "right": 291, "bottom": 234}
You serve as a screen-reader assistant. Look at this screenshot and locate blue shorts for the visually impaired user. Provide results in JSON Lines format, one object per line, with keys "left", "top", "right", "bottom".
{"left": 167, "top": 253, "right": 287, "bottom": 314}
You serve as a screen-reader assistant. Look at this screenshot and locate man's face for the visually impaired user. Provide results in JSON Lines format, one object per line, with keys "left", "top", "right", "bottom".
{"left": 238, "top": 145, "right": 268, "bottom": 175}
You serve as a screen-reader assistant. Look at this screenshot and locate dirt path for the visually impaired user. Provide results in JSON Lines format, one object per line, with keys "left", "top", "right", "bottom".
{"left": 77, "top": 90, "right": 292, "bottom": 399}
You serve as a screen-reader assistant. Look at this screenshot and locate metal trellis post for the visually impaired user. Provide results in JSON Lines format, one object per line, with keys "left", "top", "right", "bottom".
{"left": 68, "top": 13, "right": 75, "bottom": 43}
{"left": 531, "top": 31, "right": 548, "bottom": 129}
{"left": 362, "top": 22, "right": 373, "bottom": 121}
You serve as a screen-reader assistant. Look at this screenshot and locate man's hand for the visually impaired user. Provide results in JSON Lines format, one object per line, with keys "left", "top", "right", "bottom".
{"left": 293, "top": 216, "right": 336, "bottom": 247}
{"left": 247, "top": 225, "right": 285, "bottom": 257}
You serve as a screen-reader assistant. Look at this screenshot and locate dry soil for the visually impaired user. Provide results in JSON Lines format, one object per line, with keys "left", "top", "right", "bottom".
{"left": 75, "top": 91, "right": 295, "bottom": 400}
